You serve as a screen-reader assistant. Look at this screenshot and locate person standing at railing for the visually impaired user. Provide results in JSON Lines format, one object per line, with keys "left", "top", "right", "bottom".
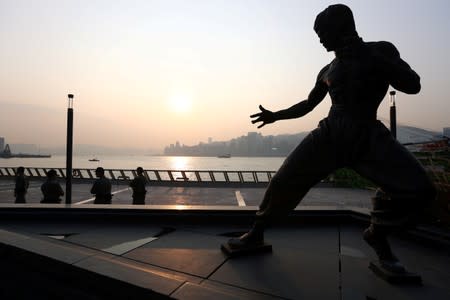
{"left": 129, "top": 167, "right": 147, "bottom": 205}
{"left": 224, "top": 4, "right": 436, "bottom": 274}
{"left": 14, "top": 166, "right": 29, "bottom": 203}
{"left": 90, "top": 167, "right": 112, "bottom": 204}
{"left": 40, "top": 169, "right": 64, "bottom": 203}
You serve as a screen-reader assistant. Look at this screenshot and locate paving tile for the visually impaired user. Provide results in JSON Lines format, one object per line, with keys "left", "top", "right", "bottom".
{"left": 0, "top": 229, "right": 101, "bottom": 264}
{"left": 387, "top": 236, "right": 450, "bottom": 291}
{"left": 112, "top": 256, "right": 204, "bottom": 285}
{"left": 340, "top": 224, "right": 450, "bottom": 300}
{"left": 147, "top": 187, "right": 238, "bottom": 206}
{"left": 125, "top": 229, "right": 229, "bottom": 277}
{"left": 172, "top": 281, "right": 284, "bottom": 300}
{"left": 0, "top": 228, "right": 32, "bottom": 244}
{"left": 102, "top": 236, "right": 158, "bottom": 255}
{"left": 64, "top": 224, "right": 162, "bottom": 253}
{"left": 177, "top": 224, "right": 249, "bottom": 236}
{"left": 211, "top": 246, "right": 340, "bottom": 299}
{"left": 75, "top": 254, "right": 187, "bottom": 296}
{"left": 0, "top": 221, "right": 98, "bottom": 237}
{"left": 265, "top": 225, "right": 340, "bottom": 255}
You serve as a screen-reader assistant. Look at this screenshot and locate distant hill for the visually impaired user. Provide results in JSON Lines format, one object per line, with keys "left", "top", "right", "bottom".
{"left": 164, "top": 124, "right": 444, "bottom": 157}
{"left": 395, "top": 125, "right": 441, "bottom": 144}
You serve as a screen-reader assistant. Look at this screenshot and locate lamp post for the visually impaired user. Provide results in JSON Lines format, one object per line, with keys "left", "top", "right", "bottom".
{"left": 66, "top": 94, "right": 74, "bottom": 204}
{"left": 389, "top": 90, "right": 397, "bottom": 139}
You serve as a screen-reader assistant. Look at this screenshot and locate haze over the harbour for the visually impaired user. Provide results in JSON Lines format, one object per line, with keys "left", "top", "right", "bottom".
{"left": 1, "top": 0, "right": 449, "bottom": 151}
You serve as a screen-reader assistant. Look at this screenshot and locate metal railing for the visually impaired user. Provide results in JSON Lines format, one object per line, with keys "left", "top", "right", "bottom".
{"left": 0, "top": 167, "right": 276, "bottom": 186}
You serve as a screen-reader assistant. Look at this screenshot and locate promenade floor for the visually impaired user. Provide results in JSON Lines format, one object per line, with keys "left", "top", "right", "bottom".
{"left": 0, "top": 180, "right": 373, "bottom": 209}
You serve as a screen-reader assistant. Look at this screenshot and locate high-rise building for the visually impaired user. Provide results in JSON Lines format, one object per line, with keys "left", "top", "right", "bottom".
{"left": 444, "top": 127, "right": 450, "bottom": 139}
{"left": 247, "top": 132, "right": 260, "bottom": 155}
{"left": 0, "top": 137, "right": 4, "bottom": 153}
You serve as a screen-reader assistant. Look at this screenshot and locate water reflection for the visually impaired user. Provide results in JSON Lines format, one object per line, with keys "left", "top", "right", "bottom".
{"left": 0, "top": 154, "right": 285, "bottom": 171}
{"left": 174, "top": 204, "right": 187, "bottom": 210}
{"left": 169, "top": 156, "right": 190, "bottom": 170}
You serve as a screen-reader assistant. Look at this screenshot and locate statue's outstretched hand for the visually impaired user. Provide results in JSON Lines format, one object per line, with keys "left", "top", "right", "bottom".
{"left": 250, "top": 105, "right": 276, "bottom": 128}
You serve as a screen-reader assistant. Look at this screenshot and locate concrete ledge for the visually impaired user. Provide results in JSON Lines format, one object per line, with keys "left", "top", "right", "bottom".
{"left": 0, "top": 204, "right": 360, "bottom": 227}
{"left": 0, "top": 230, "right": 191, "bottom": 299}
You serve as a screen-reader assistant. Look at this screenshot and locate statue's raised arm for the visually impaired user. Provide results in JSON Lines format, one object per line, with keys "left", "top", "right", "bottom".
{"left": 250, "top": 66, "right": 329, "bottom": 128}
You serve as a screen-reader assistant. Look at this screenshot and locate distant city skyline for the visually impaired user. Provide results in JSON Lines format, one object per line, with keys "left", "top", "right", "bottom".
{"left": 1, "top": 0, "right": 449, "bottom": 149}
{"left": 1, "top": 121, "right": 444, "bottom": 156}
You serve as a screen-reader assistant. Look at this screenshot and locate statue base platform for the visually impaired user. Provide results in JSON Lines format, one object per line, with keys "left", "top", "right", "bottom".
{"left": 369, "top": 261, "right": 422, "bottom": 285}
{"left": 221, "top": 242, "right": 272, "bottom": 258}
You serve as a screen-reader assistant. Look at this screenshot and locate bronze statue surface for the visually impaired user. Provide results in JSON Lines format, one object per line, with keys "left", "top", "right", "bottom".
{"left": 223, "top": 4, "right": 436, "bottom": 281}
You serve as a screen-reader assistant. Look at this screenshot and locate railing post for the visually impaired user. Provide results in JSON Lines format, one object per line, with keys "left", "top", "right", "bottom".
{"left": 155, "top": 170, "right": 162, "bottom": 181}
{"left": 238, "top": 171, "right": 244, "bottom": 183}
{"left": 223, "top": 171, "right": 230, "bottom": 183}
{"left": 252, "top": 171, "right": 258, "bottom": 183}
{"left": 195, "top": 171, "right": 201, "bottom": 182}
{"left": 209, "top": 171, "right": 215, "bottom": 182}
{"left": 108, "top": 169, "right": 116, "bottom": 180}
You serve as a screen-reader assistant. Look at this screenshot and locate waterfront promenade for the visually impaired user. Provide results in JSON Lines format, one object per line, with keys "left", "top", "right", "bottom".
{"left": 0, "top": 179, "right": 373, "bottom": 209}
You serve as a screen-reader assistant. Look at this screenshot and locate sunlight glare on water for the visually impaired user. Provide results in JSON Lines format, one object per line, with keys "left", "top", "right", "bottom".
{"left": 169, "top": 156, "right": 189, "bottom": 170}
{"left": 0, "top": 155, "right": 285, "bottom": 171}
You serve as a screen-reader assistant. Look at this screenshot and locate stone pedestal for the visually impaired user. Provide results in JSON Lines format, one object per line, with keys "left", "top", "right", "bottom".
{"left": 221, "top": 242, "right": 272, "bottom": 258}
{"left": 369, "top": 261, "right": 422, "bottom": 285}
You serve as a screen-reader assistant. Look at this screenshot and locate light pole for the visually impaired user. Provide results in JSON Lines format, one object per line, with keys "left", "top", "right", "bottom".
{"left": 389, "top": 90, "right": 397, "bottom": 139}
{"left": 66, "top": 94, "right": 74, "bottom": 204}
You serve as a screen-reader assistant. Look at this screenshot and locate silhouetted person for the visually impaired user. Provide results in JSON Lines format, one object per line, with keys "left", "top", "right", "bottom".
{"left": 227, "top": 4, "right": 436, "bottom": 273}
{"left": 41, "top": 169, "right": 64, "bottom": 203}
{"left": 90, "top": 167, "right": 112, "bottom": 204}
{"left": 129, "top": 167, "right": 147, "bottom": 205}
{"left": 14, "top": 166, "right": 29, "bottom": 203}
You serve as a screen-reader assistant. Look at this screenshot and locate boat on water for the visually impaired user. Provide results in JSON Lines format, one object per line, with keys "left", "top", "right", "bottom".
{"left": 217, "top": 154, "right": 231, "bottom": 158}
{"left": 88, "top": 158, "right": 100, "bottom": 162}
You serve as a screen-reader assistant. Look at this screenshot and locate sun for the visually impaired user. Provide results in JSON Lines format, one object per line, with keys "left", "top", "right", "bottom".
{"left": 169, "top": 94, "right": 192, "bottom": 113}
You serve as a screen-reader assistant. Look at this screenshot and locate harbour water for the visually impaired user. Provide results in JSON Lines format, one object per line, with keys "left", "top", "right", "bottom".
{"left": 0, "top": 155, "right": 286, "bottom": 171}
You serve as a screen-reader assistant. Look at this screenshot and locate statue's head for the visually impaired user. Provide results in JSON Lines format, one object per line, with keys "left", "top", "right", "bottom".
{"left": 314, "top": 4, "right": 357, "bottom": 51}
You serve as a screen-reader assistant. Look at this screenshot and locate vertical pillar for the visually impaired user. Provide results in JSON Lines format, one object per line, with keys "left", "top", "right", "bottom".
{"left": 66, "top": 94, "right": 74, "bottom": 204}
{"left": 389, "top": 91, "right": 397, "bottom": 139}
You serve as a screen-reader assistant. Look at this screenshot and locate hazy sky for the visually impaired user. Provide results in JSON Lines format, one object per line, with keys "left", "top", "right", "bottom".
{"left": 1, "top": 0, "right": 449, "bottom": 150}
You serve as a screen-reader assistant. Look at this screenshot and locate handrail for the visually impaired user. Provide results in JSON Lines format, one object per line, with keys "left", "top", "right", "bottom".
{"left": 0, "top": 167, "right": 276, "bottom": 185}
